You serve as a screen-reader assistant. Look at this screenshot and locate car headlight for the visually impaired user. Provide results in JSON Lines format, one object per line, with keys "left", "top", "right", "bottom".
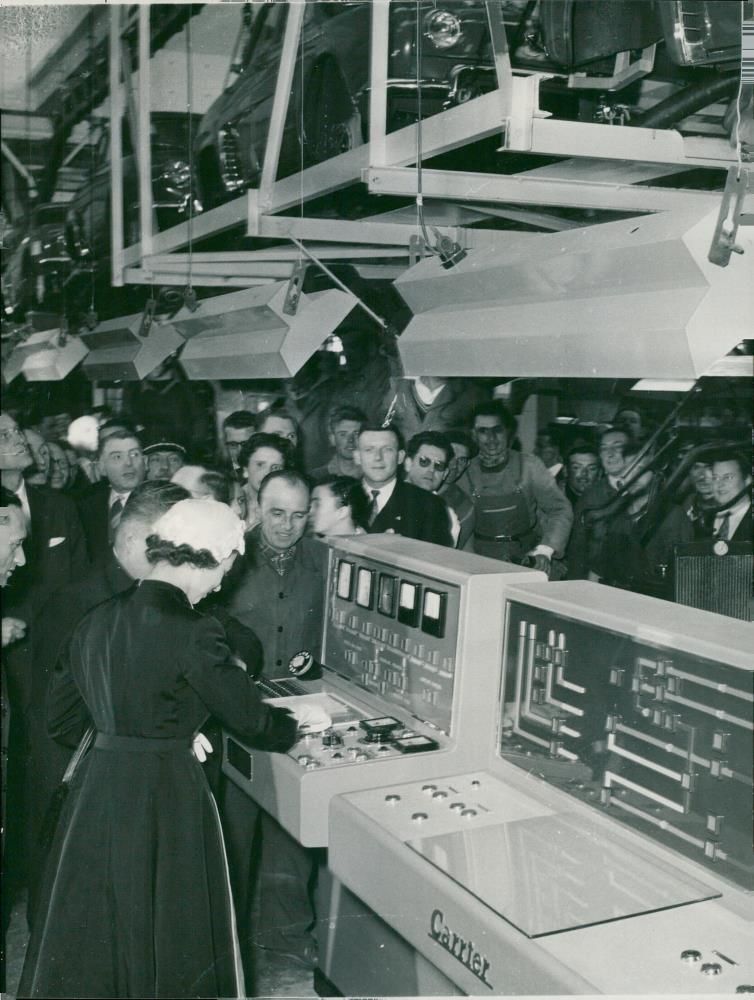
{"left": 424, "top": 9, "right": 463, "bottom": 49}
{"left": 161, "top": 160, "right": 191, "bottom": 189}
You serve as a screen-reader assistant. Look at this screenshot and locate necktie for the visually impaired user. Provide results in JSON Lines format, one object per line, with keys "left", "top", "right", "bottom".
{"left": 715, "top": 512, "right": 731, "bottom": 541}
{"left": 109, "top": 497, "right": 124, "bottom": 542}
{"left": 368, "top": 489, "right": 380, "bottom": 526}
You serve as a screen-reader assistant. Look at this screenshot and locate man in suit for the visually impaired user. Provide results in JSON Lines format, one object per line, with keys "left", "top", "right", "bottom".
{"left": 77, "top": 429, "right": 146, "bottom": 562}
{"left": 1, "top": 411, "right": 89, "bottom": 923}
{"left": 354, "top": 424, "right": 453, "bottom": 547}
{"left": 708, "top": 447, "right": 752, "bottom": 544}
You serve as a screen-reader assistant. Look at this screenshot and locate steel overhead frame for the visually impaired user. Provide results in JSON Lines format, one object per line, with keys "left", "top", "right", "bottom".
{"left": 117, "top": 0, "right": 740, "bottom": 290}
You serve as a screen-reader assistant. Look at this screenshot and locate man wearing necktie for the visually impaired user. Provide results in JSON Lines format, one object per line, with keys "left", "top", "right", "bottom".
{"left": 77, "top": 431, "right": 146, "bottom": 561}
{"left": 354, "top": 424, "right": 453, "bottom": 546}
{"left": 709, "top": 448, "right": 752, "bottom": 545}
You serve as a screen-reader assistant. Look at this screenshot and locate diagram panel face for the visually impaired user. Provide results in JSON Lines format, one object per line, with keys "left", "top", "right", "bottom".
{"left": 501, "top": 601, "right": 753, "bottom": 890}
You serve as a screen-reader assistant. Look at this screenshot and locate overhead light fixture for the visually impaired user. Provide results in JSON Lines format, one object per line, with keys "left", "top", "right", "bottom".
{"left": 3, "top": 328, "right": 89, "bottom": 382}
{"left": 79, "top": 312, "right": 184, "bottom": 381}
{"left": 172, "top": 283, "right": 356, "bottom": 380}
{"left": 393, "top": 207, "right": 754, "bottom": 379}
{"left": 631, "top": 379, "right": 697, "bottom": 393}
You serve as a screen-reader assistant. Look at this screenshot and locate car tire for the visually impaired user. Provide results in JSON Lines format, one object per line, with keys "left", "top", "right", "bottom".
{"left": 302, "top": 59, "right": 362, "bottom": 166}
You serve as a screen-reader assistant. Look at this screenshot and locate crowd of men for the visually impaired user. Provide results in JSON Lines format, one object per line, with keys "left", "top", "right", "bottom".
{"left": 1, "top": 386, "right": 751, "bottom": 982}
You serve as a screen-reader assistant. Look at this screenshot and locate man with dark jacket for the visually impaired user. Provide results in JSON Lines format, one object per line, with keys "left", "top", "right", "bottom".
{"left": 76, "top": 429, "right": 147, "bottom": 562}
{"left": 354, "top": 424, "right": 453, "bottom": 547}
{"left": 221, "top": 470, "right": 328, "bottom": 974}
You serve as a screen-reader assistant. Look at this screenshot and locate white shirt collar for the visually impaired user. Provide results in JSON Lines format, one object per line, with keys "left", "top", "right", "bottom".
{"left": 109, "top": 488, "right": 132, "bottom": 508}
{"left": 14, "top": 479, "right": 31, "bottom": 526}
{"left": 363, "top": 477, "right": 397, "bottom": 513}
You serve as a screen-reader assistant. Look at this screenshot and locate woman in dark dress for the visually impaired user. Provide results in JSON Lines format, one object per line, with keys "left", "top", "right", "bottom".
{"left": 19, "top": 499, "right": 327, "bottom": 999}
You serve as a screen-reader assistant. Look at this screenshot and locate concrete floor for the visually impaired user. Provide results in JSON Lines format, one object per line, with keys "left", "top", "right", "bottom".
{"left": 4, "top": 892, "right": 320, "bottom": 1000}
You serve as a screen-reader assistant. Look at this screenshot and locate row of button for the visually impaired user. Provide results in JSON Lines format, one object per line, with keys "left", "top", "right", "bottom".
{"left": 331, "top": 611, "right": 452, "bottom": 669}
{"left": 383, "top": 781, "right": 484, "bottom": 821}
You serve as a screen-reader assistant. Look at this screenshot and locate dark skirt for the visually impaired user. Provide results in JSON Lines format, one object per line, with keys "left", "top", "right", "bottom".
{"left": 19, "top": 740, "right": 244, "bottom": 999}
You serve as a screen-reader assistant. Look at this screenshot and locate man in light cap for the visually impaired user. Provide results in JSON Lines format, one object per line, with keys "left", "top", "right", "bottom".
{"left": 143, "top": 438, "right": 187, "bottom": 482}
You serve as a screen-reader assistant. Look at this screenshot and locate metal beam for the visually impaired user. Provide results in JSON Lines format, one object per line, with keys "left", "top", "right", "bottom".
{"left": 110, "top": 6, "right": 125, "bottom": 289}
{"left": 368, "top": 0, "right": 391, "bottom": 166}
{"left": 254, "top": 214, "right": 497, "bottom": 248}
{"left": 258, "top": 1, "right": 305, "bottom": 212}
{"left": 138, "top": 5, "right": 154, "bottom": 260}
{"left": 366, "top": 166, "right": 718, "bottom": 213}
{"left": 522, "top": 118, "right": 737, "bottom": 168}
{"left": 1, "top": 141, "right": 37, "bottom": 193}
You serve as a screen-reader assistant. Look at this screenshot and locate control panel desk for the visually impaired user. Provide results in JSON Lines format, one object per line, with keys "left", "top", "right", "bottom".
{"left": 222, "top": 535, "right": 544, "bottom": 847}
{"left": 328, "top": 582, "right": 754, "bottom": 995}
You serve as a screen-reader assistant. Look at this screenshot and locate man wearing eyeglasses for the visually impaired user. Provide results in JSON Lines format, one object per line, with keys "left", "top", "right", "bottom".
{"left": 403, "top": 431, "right": 463, "bottom": 545}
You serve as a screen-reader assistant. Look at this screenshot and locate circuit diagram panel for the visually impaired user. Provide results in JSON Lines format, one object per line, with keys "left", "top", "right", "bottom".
{"left": 501, "top": 601, "right": 753, "bottom": 890}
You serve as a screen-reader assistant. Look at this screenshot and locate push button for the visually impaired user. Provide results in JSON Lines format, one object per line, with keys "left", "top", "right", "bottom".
{"left": 422, "top": 784, "right": 437, "bottom": 794}
{"left": 680, "top": 950, "right": 702, "bottom": 964}
{"left": 411, "top": 812, "right": 428, "bottom": 823}
{"left": 385, "top": 794, "right": 401, "bottom": 804}
{"left": 701, "top": 963, "right": 722, "bottom": 977}
{"left": 432, "top": 790, "right": 447, "bottom": 800}
{"left": 461, "top": 808, "right": 477, "bottom": 818}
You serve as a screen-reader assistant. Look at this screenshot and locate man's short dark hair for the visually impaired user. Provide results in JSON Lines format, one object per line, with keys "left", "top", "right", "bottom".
{"left": 329, "top": 405, "right": 367, "bottom": 432}
{"left": 98, "top": 430, "right": 143, "bottom": 458}
{"left": 566, "top": 440, "right": 599, "bottom": 464}
{"left": 198, "top": 470, "right": 232, "bottom": 505}
{"left": 258, "top": 407, "right": 299, "bottom": 431}
{"left": 119, "top": 480, "right": 190, "bottom": 529}
{"left": 446, "top": 428, "right": 475, "bottom": 455}
{"left": 317, "top": 475, "right": 371, "bottom": 530}
{"left": 471, "top": 401, "right": 517, "bottom": 438}
{"left": 258, "top": 469, "right": 311, "bottom": 504}
{"left": 357, "top": 422, "right": 404, "bottom": 451}
{"left": 598, "top": 426, "right": 631, "bottom": 446}
{"left": 223, "top": 410, "right": 257, "bottom": 432}
{"left": 238, "top": 432, "right": 293, "bottom": 471}
{"left": 706, "top": 447, "right": 751, "bottom": 480}
{"left": 406, "top": 430, "right": 452, "bottom": 463}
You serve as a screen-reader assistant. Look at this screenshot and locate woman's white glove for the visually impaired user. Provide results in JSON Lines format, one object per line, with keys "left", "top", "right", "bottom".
{"left": 192, "top": 732, "right": 214, "bottom": 762}
{"left": 289, "top": 702, "right": 332, "bottom": 734}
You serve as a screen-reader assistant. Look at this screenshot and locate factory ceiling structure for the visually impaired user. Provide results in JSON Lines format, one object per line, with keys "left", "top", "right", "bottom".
{"left": 1, "top": 1, "right": 752, "bottom": 383}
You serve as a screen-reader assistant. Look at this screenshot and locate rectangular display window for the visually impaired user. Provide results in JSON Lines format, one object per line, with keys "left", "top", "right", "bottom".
{"left": 397, "top": 580, "right": 421, "bottom": 627}
{"left": 378, "top": 574, "right": 397, "bottom": 617}
{"left": 336, "top": 560, "right": 354, "bottom": 601}
{"left": 422, "top": 589, "right": 447, "bottom": 638}
{"left": 356, "top": 567, "right": 375, "bottom": 609}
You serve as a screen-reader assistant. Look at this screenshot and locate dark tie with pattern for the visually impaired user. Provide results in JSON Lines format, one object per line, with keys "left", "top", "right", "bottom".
{"left": 715, "top": 512, "right": 731, "bottom": 541}
{"left": 368, "top": 489, "right": 380, "bottom": 526}
{"left": 108, "top": 497, "right": 124, "bottom": 542}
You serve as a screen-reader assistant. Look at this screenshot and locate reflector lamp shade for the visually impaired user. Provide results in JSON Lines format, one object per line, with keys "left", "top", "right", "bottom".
{"left": 394, "top": 208, "right": 754, "bottom": 378}
{"left": 4, "top": 329, "right": 88, "bottom": 383}
{"left": 79, "top": 313, "right": 184, "bottom": 381}
{"left": 172, "top": 284, "right": 356, "bottom": 380}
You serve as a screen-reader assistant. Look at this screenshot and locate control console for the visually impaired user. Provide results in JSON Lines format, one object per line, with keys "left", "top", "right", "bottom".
{"left": 222, "top": 534, "right": 544, "bottom": 846}
{"left": 328, "top": 582, "right": 754, "bottom": 994}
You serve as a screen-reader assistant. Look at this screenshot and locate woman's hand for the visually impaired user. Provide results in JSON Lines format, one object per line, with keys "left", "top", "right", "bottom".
{"left": 2, "top": 617, "right": 27, "bottom": 648}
